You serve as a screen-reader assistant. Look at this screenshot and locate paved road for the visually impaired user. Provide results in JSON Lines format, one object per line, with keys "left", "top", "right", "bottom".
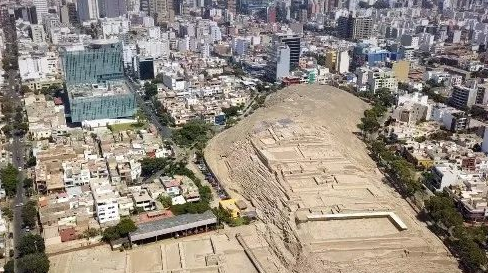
{"left": 125, "top": 78, "right": 172, "bottom": 138}
{"left": 4, "top": 70, "right": 27, "bottom": 271}
{"left": 125, "top": 77, "right": 185, "bottom": 160}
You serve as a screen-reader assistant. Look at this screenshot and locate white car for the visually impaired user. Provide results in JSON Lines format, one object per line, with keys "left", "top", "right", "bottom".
{"left": 17, "top": 167, "right": 22, "bottom": 171}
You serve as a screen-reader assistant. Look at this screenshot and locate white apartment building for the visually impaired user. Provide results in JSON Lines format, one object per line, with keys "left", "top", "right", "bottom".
{"left": 431, "top": 163, "right": 462, "bottom": 191}
{"left": 162, "top": 73, "right": 186, "bottom": 90}
{"left": 336, "top": 50, "right": 350, "bottom": 74}
{"left": 92, "top": 180, "right": 120, "bottom": 224}
{"left": 62, "top": 161, "right": 91, "bottom": 187}
{"left": 33, "top": 0, "right": 48, "bottom": 22}
{"left": 367, "top": 68, "right": 398, "bottom": 93}
{"left": 30, "top": 24, "right": 46, "bottom": 43}
{"left": 101, "top": 18, "right": 130, "bottom": 39}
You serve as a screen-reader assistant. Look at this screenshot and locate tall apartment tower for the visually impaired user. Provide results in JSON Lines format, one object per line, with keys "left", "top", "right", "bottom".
{"left": 337, "top": 14, "right": 373, "bottom": 40}
{"left": 140, "top": 0, "right": 150, "bottom": 13}
{"left": 77, "top": 0, "right": 99, "bottom": 21}
{"left": 98, "top": 0, "right": 127, "bottom": 18}
{"left": 267, "top": 44, "right": 291, "bottom": 82}
{"left": 351, "top": 16, "right": 373, "bottom": 40}
{"left": 67, "top": 3, "right": 80, "bottom": 25}
{"left": 150, "top": 0, "right": 174, "bottom": 24}
{"left": 272, "top": 33, "right": 301, "bottom": 69}
{"left": 227, "top": 0, "right": 236, "bottom": 14}
{"left": 33, "top": 0, "right": 48, "bottom": 22}
{"left": 60, "top": 40, "right": 124, "bottom": 84}
{"left": 14, "top": 5, "right": 38, "bottom": 24}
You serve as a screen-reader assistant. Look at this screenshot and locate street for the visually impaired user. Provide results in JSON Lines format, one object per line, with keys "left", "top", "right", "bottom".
{"left": 125, "top": 78, "right": 172, "bottom": 138}
{"left": 4, "top": 69, "right": 27, "bottom": 272}
{"left": 125, "top": 77, "right": 185, "bottom": 159}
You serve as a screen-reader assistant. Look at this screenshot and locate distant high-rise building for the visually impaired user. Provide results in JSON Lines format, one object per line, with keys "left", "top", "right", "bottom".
{"left": 267, "top": 44, "right": 290, "bottom": 81}
{"left": 33, "top": 0, "right": 48, "bottom": 22}
{"left": 227, "top": 0, "right": 236, "bottom": 15}
{"left": 150, "top": 0, "right": 174, "bottom": 24}
{"left": 60, "top": 5, "right": 70, "bottom": 23}
{"left": 60, "top": 40, "right": 124, "bottom": 85}
{"left": 67, "top": 3, "right": 79, "bottom": 25}
{"left": 272, "top": 33, "right": 301, "bottom": 69}
{"left": 14, "top": 5, "right": 38, "bottom": 24}
{"left": 449, "top": 85, "right": 481, "bottom": 110}
{"left": 337, "top": 15, "right": 373, "bottom": 40}
{"left": 98, "top": 0, "right": 127, "bottom": 18}
{"left": 140, "top": 0, "right": 150, "bottom": 13}
{"left": 77, "top": 0, "right": 99, "bottom": 21}
{"left": 337, "top": 50, "right": 350, "bottom": 74}
{"left": 400, "top": 34, "right": 419, "bottom": 49}
{"left": 351, "top": 16, "right": 373, "bottom": 40}
{"left": 267, "top": 6, "right": 276, "bottom": 23}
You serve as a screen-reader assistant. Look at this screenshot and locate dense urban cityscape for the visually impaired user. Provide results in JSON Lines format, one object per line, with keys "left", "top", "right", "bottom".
{"left": 0, "top": 0, "right": 485, "bottom": 272}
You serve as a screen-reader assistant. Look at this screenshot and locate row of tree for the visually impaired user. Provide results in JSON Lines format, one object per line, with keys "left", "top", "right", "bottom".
{"left": 369, "top": 140, "right": 422, "bottom": 196}
{"left": 1, "top": 97, "right": 28, "bottom": 136}
{"left": 425, "top": 193, "right": 488, "bottom": 272}
{"left": 1, "top": 164, "right": 19, "bottom": 197}
{"left": 356, "top": 88, "right": 423, "bottom": 196}
{"left": 356, "top": 88, "right": 395, "bottom": 137}
{"left": 5, "top": 234, "right": 49, "bottom": 273}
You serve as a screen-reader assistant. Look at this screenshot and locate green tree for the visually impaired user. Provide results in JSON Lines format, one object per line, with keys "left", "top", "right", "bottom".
{"left": 158, "top": 195, "right": 172, "bottom": 208}
{"left": 170, "top": 201, "right": 210, "bottom": 215}
{"left": 140, "top": 157, "right": 170, "bottom": 176}
{"left": 102, "top": 218, "right": 137, "bottom": 242}
{"left": 20, "top": 85, "right": 31, "bottom": 94}
{"left": 18, "top": 252, "right": 50, "bottom": 273}
{"left": 172, "top": 120, "right": 212, "bottom": 148}
{"left": 212, "top": 207, "right": 232, "bottom": 224}
{"left": 144, "top": 82, "right": 158, "bottom": 99}
{"left": 4, "top": 260, "right": 14, "bottom": 273}
{"left": 101, "top": 226, "right": 120, "bottom": 242}
{"left": 1, "top": 164, "right": 19, "bottom": 197}
{"left": 135, "top": 108, "right": 147, "bottom": 126}
{"left": 21, "top": 201, "right": 38, "bottom": 228}
{"left": 222, "top": 106, "right": 240, "bottom": 118}
{"left": 17, "top": 234, "right": 45, "bottom": 256}
{"left": 199, "top": 185, "right": 213, "bottom": 203}
{"left": 23, "top": 178, "right": 33, "bottom": 188}
{"left": 82, "top": 228, "right": 99, "bottom": 239}
{"left": 116, "top": 218, "right": 137, "bottom": 237}
{"left": 2, "top": 206, "right": 13, "bottom": 221}
{"left": 26, "top": 155, "right": 37, "bottom": 167}
{"left": 358, "top": 115, "right": 380, "bottom": 135}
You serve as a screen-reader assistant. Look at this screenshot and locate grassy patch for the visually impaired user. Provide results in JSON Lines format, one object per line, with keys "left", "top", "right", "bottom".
{"left": 108, "top": 122, "right": 147, "bottom": 132}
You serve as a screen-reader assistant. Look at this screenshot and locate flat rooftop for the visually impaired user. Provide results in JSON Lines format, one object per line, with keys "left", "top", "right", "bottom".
{"left": 68, "top": 80, "right": 132, "bottom": 98}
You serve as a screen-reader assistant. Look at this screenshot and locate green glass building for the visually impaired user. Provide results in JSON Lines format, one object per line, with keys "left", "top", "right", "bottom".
{"left": 60, "top": 40, "right": 124, "bottom": 85}
{"left": 68, "top": 81, "right": 136, "bottom": 122}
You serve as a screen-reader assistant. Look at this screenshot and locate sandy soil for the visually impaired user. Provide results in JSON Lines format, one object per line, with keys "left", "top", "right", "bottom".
{"left": 204, "top": 84, "right": 461, "bottom": 273}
